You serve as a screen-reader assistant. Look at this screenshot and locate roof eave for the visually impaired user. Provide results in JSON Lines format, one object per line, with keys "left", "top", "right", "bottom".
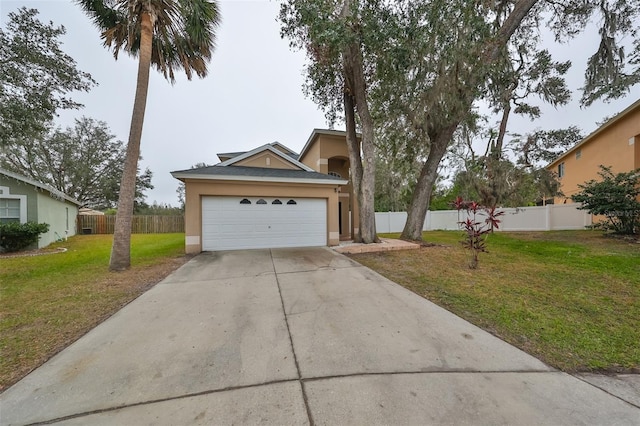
{"left": 0, "top": 168, "right": 82, "bottom": 206}
{"left": 298, "top": 128, "right": 361, "bottom": 163}
{"left": 171, "top": 172, "right": 348, "bottom": 186}
{"left": 218, "top": 144, "right": 314, "bottom": 172}
{"left": 546, "top": 98, "right": 640, "bottom": 168}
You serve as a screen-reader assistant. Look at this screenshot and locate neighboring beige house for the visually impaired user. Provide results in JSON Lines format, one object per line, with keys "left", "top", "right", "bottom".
{"left": 0, "top": 168, "right": 81, "bottom": 248}
{"left": 547, "top": 99, "right": 640, "bottom": 204}
{"left": 172, "top": 129, "right": 359, "bottom": 253}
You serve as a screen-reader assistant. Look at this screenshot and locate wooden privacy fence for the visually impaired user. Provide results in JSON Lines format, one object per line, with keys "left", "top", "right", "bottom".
{"left": 77, "top": 215, "right": 184, "bottom": 234}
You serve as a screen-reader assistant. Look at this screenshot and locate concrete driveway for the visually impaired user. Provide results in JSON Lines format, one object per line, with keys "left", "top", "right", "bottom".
{"left": 1, "top": 247, "right": 638, "bottom": 425}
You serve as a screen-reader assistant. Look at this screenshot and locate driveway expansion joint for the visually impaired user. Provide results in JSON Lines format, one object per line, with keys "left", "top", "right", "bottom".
{"left": 22, "top": 379, "right": 301, "bottom": 426}
{"left": 6, "top": 248, "right": 638, "bottom": 425}
{"left": 270, "top": 249, "right": 315, "bottom": 426}
{"left": 572, "top": 374, "right": 640, "bottom": 409}
{"left": 275, "top": 265, "right": 360, "bottom": 275}
{"left": 299, "top": 368, "right": 557, "bottom": 383}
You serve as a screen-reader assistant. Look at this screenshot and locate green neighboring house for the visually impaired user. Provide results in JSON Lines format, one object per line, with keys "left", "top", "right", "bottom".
{"left": 0, "top": 168, "right": 81, "bottom": 248}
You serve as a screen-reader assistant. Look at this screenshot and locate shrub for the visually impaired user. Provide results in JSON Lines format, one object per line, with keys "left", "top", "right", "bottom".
{"left": 0, "top": 222, "right": 50, "bottom": 252}
{"left": 453, "top": 197, "right": 504, "bottom": 269}
{"left": 571, "top": 166, "right": 640, "bottom": 235}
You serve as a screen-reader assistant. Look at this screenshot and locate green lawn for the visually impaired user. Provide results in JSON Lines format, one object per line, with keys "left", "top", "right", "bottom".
{"left": 0, "top": 234, "right": 187, "bottom": 391}
{"left": 352, "top": 231, "right": 640, "bottom": 372}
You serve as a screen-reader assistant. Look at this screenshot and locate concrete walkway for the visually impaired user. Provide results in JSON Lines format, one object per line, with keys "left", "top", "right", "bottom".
{"left": 1, "top": 248, "right": 638, "bottom": 425}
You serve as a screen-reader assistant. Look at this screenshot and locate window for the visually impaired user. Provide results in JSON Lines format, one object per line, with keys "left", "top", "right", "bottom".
{"left": 272, "top": 199, "right": 282, "bottom": 205}
{"left": 240, "top": 198, "right": 251, "bottom": 204}
{"left": 575, "top": 149, "right": 581, "bottom": 159}
{"left": 287, "top": 200, "right": 297, "bottom": 205}
{"left": 0, "top": 198, "right": 21, "bottom": 223}
{"left": 256, "top": 199, "right": 267, "bottom": 205}
{"left": 328, "top": 171, "right": 342, "bottom": 178}
{"left": 558, "top": 162, "right": 565, "bottom": 178}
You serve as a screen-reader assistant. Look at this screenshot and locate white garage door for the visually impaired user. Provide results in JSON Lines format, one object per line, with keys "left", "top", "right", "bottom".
{"left": 202, "top": 196, "right": 327, "bottom": 251}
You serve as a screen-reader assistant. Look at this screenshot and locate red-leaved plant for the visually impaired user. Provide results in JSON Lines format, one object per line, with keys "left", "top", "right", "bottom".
{"left": 452, "top": 196, "right": 504, "bottom": 269}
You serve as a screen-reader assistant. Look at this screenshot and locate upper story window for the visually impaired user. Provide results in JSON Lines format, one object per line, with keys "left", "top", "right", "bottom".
{"left": 558, "top": 162, "right": 565, "bottom": 178}
{"left": 328, "top": 171, "right": 342, "bottom": 178}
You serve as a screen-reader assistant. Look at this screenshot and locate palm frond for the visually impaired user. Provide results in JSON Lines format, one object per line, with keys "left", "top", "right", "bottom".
{"left": 75, "top": 0, "right": 221, "bottom": 82}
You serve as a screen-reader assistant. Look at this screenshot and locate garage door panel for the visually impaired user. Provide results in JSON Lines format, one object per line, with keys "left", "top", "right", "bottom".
{"left": 202, "top": 196, "right": 327, "bottom": 251}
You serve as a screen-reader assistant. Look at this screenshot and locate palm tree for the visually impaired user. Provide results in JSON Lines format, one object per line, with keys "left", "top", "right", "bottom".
{"left": 77, "top": 0, "right": 220, "bottom": 271}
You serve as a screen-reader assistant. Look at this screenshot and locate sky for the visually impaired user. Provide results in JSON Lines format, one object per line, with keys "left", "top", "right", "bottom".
{"left": 1, "top": 0, "right": 639, "bottom": 206}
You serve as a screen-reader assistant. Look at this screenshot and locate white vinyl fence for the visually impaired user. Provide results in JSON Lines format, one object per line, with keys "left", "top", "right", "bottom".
{"left": 375, "top": 204, "right": 592, "bottom": 233}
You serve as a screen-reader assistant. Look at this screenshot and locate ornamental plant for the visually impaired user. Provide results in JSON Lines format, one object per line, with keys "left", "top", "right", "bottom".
{"left": 571, "top": 166, "right": 640, "bottom": 235}
{"left": 0, "top": 222, "right": 50, "bottom": 252}
{"left": 452, "top": 196, "right": 504, "bottom": 269}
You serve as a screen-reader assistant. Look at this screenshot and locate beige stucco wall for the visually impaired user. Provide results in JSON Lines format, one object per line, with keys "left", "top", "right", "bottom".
{"left": 183, "top": 178, "right": 341, "bottom": 253}
{"left": 299, "top": 131, "right": 361, "bottom": 239}
{"left": 299, "top": 133, "right": 353, "bottom": 174}
{"left": 300, "top": 139, "right": 323, "bottom": 172}
{"left": 319, "top": 134, "right": 352, "bottom": 162}
{"left": 547, "top": 104, "right": 640, "bottom": 203}
{"left": 235, "top": 152, "right": 299, "bottom": 170}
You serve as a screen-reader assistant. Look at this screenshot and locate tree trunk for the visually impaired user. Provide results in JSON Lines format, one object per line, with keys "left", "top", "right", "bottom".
{"left": 400, "top": 1, "right": 540, "bottom": 242}
{"left": 340, "top": 0, "right": 379, "bottom": 244}
{"left": 401, "top": 125, "right": 456, "bottom": 241}
{"left": 353, "top": 85, "right": 379, "bottom": 243}
{"left": 343, "top": 91, "right": 363, "bottom": 242}
{"left": 109, "top": 12, "right": 153, "bottom": 271}
{"left": 493, "top": 101, "right": 511, "bottom": 159}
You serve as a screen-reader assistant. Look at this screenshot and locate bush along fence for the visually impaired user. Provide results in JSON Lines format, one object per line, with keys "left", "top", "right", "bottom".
{"left": 375, "top": 204, "right": 593, "bottom": 234}
{"left": 77, "top": 215, "right": 184, "bottom": 234}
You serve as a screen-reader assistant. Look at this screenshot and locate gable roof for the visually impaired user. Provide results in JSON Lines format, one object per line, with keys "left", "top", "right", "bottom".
{"left": 217, "top": 142, "right": 300, "bottom": 162}
{"left": 0, "top": 168, "right": 81, "bottom": 205}
{"left": 269, "top": 141, "right": 299, "bottom": 159}
{"left": 547, "top": 98, "right": 640, "bottom": 168}
{"left": 298, "top": 129, "right": 360, "bottom": 163}
{"left": 218, "top": 144, "right": 314, "bottom": 171}
{"left": 171, "top": 165, "right": 348, "bottom": 185}
{"left": 216, "top": 151, "right": 246, "bottom": 162}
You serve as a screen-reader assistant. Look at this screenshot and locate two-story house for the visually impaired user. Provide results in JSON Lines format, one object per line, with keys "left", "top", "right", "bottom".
{"left": 546, "top": 99, "right": 640, "bottom": 203}
{"left": 172, "top": 129, "right": 359, "bottom": 253}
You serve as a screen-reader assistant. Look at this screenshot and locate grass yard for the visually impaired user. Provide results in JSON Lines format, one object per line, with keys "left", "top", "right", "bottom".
{"left": 351, "top": 230, "right": 640, "bottom": 373}
{"left": 0, "top": 233, "right": 188, "bottom": 391}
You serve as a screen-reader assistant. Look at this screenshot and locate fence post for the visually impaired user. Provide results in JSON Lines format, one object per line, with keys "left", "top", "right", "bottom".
{"left": 584, "top": 210, "right": 592, "bottom": 228}
{"left": 546, "top": 205, "right": 552, "bottom": 231}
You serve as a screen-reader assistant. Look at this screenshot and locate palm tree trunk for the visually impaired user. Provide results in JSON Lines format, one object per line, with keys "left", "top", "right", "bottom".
{"left": 109, "top": 11, "right": 153, "bottom": 271}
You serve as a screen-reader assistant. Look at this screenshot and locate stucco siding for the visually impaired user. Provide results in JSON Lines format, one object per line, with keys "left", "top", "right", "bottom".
{"left": 318, "top": 134, "right": 351, "bottom": 160}
{"left": 235, "top": 152, "right": 300, "bottom": 170}
{"left": 299, "top": 141, "right": 322, "bottom": 172}
{"left": 0, "top": 176, "right": 39, "bottom": 222}
{"left": 183, "top": 179, "right": 340, "bottom": 253}
{"left": 547, "top": 101, "right": 640, "bottom": 203}
{"left": 36, "top": 193, "right": 78, "bottom": 248}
